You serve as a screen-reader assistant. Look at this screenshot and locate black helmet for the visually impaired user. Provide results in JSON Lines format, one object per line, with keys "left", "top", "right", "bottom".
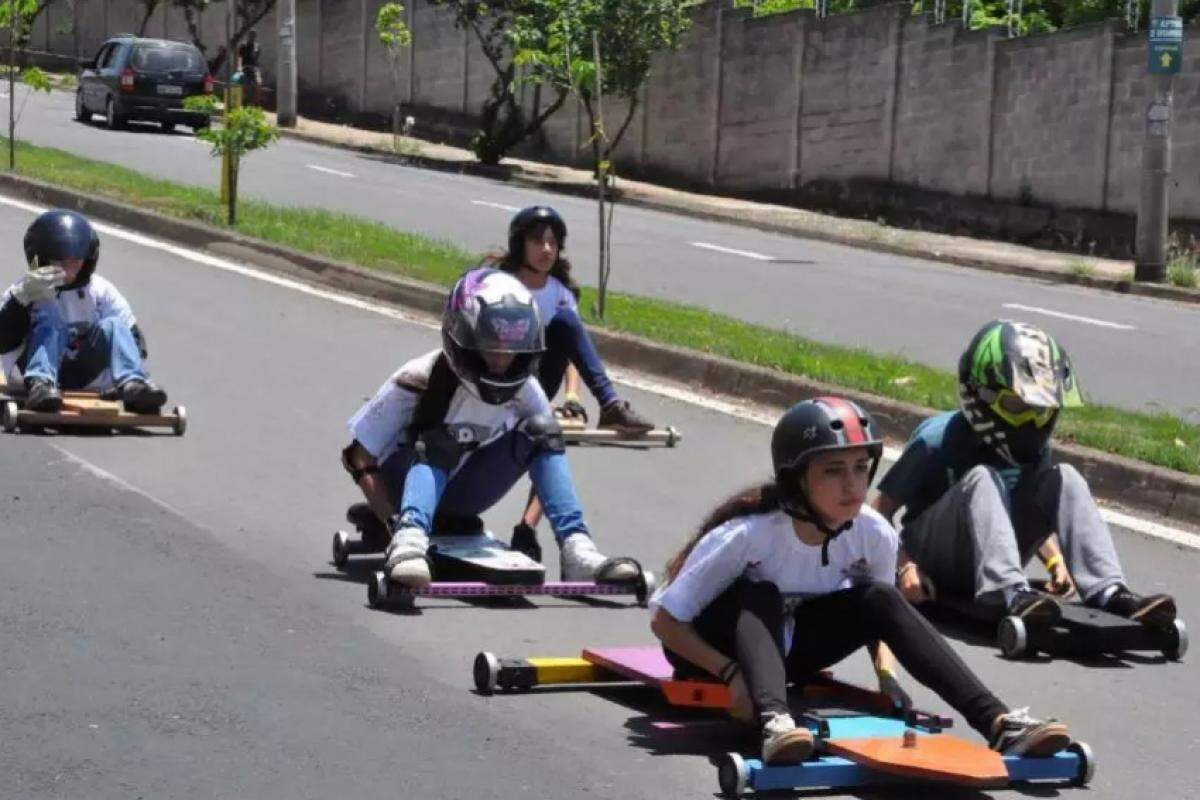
{"left": 508, "top": 205, "right": 566, "bottom": 260}
{"left": 24, "top": 209, "right": 100, "bottom": 290}
{"left": 771, "top": 397, "right": 883, "bottom": 564}
{"left": 442, "top": 267, "right": 545, "bottom": 405}
{"left": 957, "top": 319, "right": 1082, "bottom": 465}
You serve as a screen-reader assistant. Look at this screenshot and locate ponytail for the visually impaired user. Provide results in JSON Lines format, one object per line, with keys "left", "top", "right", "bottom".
{"left": 663, "top": 482, "right": 782, "bottom": 583}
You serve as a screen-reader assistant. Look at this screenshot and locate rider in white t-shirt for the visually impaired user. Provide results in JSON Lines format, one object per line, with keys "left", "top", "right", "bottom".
{"left": 651, "top": 397, "right": 1074, "bottom": 767}
{"left": 341, "top": 268, "right": 640, "bottom": 589}
{"left": 490, "top": 205, "right": 656, "bottom": 560}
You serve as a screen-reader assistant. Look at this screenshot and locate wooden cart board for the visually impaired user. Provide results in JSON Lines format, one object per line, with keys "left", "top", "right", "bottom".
{"left": 556, "top": 416, "right": 682, "bottom": 447}
{"left": 475, "top": 644, "right": 1093, "bottom": 795}
{"left": 0, "top": 381, "right": 186, "bottom": 435}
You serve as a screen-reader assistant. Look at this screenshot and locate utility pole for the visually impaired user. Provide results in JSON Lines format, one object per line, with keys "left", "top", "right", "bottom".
{"left": 1135, "top": 0, "right": 1182, "bottom": 282}
{"left": 277, "top": 0, "right": 297, "bottom": 127}
{"left": 9, "top": 0, "right": 17, "bottom": 170}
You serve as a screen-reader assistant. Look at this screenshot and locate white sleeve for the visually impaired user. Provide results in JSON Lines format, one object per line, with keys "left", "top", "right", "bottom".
{"left": 95, "top": 278, "right": 137, "bottom": 327}
{"left": 348, "top": 378, "right": 419, "bottom": 462}
{"left": 557, "top": 280, "right": 578, "bottom": 313}
{"left": 517, "top": 377, "right": 552, "bottom": 418}
{"left": 866, "top": 514, "right": 899, "bottom": 585}
{"left": 652, "top": 521, "right": 751, "bottom": 623}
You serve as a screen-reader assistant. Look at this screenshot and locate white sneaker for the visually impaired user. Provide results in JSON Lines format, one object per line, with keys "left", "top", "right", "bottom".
{"left": 761, "top": 712, "right": 814, "bottom": 765}
{"left": 385, "top": 526, "right": 432, "bottom": 588}
{"left": 559, "top": 532, "right": 639, "bottom": 583}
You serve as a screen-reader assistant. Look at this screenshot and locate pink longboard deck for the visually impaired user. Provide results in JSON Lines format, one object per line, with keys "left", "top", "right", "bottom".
{"left": 582, "top": 646, "right": 732, "bottom": 708}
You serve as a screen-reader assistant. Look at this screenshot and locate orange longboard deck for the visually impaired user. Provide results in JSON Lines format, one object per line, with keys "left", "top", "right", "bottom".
{"left": 825, "top": 734, "right": 1007, "bottom": 787}
{"left": 61, "top": 397, "right": 122, "bottom": 416}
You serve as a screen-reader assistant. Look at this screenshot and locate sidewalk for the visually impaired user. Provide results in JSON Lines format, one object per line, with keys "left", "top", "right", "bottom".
{"left": 267, "top": 113, "right": 1200, "bottom": 304}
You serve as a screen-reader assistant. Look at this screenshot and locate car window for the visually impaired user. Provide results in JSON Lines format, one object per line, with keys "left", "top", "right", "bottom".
{"left": 131, "top": 44, "right": 205, "bottom": 73}
{"left": 96, "top": 44, "right": 115, "bottom": 69}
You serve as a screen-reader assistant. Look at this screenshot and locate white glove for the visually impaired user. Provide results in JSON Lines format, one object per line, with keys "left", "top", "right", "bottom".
{"left": 13, "top": 265, "right": 66, "bottom": 305}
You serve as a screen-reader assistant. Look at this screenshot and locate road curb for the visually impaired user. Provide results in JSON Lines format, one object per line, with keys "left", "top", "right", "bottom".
{"left": 276, "top": 128, "right": 1200, "bottom": 309}
{"left": 1, "top": 171, "right": 1197, "bottom": 526}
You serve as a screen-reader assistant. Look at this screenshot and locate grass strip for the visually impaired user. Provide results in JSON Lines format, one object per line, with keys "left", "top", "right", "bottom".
{"left": 4, "top": 136, "right": 1198, "bottom": 474}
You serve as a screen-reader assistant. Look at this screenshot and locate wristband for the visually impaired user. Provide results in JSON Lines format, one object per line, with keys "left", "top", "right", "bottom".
{"left": 876, "top": 666, "right": 895, "bottom": 681}
{"left": 896, "top": 562, "right": 918, "bottom": 579}
{"left": 718, "top": 660, "right": 741, "bottom": 685}
{"left": 1043, "top": 554, "right": 1063, "bottom": 572}
{"left": 563, "top": 391, "right": 581, "bottom": 404}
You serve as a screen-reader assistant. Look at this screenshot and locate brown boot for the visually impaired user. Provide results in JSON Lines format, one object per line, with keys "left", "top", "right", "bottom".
{"left": 597, "top": 400, "right": 654, "bottom": 434}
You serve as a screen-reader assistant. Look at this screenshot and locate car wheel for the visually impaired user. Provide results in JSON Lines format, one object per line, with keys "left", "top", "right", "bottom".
{"left": 105, "top": 97, "right": 124, "bottom": 130}
{"left": 74, "top": 90, "right": 90, "bottom": 123}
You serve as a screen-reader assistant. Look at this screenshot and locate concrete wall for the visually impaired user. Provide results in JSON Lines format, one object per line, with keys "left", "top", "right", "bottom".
{"left": 19, "top": 1, "right": 1200, "bottom": 228}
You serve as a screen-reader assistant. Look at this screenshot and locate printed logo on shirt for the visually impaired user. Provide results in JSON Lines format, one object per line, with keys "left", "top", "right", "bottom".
{"left": 842, "top": 557, "right": 873, "bottom": 584}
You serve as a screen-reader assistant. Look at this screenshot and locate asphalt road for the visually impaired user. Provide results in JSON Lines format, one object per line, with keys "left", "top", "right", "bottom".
{"left": 12, "top": 88, "right": 1200, "bottom": 421}
{"left": 0, "top": 199, "right": 1195, "bottom": 799}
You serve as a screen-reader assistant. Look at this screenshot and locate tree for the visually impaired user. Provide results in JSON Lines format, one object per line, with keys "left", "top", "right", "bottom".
{"left": 513, "top": 0, "right": 691, "bottom": 318}
{"left": 375, "top": 2, "right": 412, "bottom": 153}
{"left": 167, "top": 0, "right": 276, "bottom": 74}
{"left": 427, "top": 1, "right": 571, "bottom": 165}
{"left": 1, "top": 0, "right": 53, "bottom": 169}
{"left": 184, "top": 94, "right": 279, "bottom": 224}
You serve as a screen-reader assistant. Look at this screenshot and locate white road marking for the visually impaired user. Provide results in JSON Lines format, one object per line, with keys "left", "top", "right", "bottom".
{"left": 0, "top": 192, "right": 1193, "bottom": 550}
{"left": 690, "top": 241, "right": 775, "bottom": 261}
{"left": 49, "top": 442, "right": 193, "bottom": 522}
{"left": 1002, "top": 303, "right": 1136, "bottom": 331}
{"left": 306, "top": 164, "right": 355, "bottom": 178}
{"left": 471, "top": 200, "right": 520, "bottom": 212}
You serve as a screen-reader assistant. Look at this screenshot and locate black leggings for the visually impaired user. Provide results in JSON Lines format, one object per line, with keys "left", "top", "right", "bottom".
{"left": 663, "top": 580, "right": 1007, "bottom": 737}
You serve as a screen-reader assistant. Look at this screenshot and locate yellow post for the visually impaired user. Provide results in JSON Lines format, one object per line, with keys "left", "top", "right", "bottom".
{"left": 219, "top": 84, "right": 244, "bottom": 204}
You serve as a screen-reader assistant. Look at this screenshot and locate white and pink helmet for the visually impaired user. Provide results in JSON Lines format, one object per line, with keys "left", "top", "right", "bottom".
{"left": 442, "top": 268, "right": 545, "bottom": 404}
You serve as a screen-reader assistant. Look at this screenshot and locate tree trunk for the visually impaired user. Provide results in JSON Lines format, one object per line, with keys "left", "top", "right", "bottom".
{"left": 228, "top": 160, "right": 238, "bottom": 225}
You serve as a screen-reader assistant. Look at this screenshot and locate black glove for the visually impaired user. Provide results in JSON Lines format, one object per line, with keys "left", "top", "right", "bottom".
{"left": 555, "top": 397, "right": 588, "bottom": 424}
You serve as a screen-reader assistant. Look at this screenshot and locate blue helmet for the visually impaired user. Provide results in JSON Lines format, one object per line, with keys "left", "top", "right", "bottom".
{"left": 23, "top": 209, "right": 100, "bottom": 289}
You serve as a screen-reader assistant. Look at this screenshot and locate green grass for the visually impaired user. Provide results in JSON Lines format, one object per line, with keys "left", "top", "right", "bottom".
{"left": 1167, "top": 252, "right": 1198, "bottom": 288}
{"left": 4, "top": 136, "right": 1199, "bottom": 474}
{"left": 1066, "top": 259, "right": 1096, "bottom": 279}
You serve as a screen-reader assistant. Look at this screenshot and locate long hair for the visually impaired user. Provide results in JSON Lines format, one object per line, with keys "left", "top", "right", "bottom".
{"left": 488, "top": 221, "right": 581, "bottom": 300}
{"left": 663, "top": 482, "right": 783, "bottom": 583}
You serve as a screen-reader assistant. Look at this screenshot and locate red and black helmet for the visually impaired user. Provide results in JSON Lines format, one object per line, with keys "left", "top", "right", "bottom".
{"left": 771, "top": 397, "right": 884, "bottom": 561}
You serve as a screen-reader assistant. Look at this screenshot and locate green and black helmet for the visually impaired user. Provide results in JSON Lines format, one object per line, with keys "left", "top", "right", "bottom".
{"left": 957, "top": 320, "right": 1082, "bottom": 464}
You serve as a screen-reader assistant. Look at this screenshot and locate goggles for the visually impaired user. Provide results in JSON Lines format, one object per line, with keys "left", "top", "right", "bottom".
{"left": 979, "top": 387, "right": 1057, "bottom": 428}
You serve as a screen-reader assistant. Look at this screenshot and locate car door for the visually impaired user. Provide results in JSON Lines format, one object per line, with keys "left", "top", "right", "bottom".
{"left": 97, "top": 42, "right": 123, "bottom": 106}
{"left": 80, "top": 44, "right": 108, "bottom": 109}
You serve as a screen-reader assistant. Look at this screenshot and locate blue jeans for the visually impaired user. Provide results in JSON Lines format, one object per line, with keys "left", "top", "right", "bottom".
{"left": 22, "top": 310, "right": 147, "bottom": 390}
{"left": 539, "top": 309, "right": 618, "bottom": 407}
{"left": 380, "top": 429, "right": 589, "bottom": 543}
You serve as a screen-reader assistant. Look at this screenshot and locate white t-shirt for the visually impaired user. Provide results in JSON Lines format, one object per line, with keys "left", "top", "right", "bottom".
{"left": 652, "top": 507, "right": 898, "bottom": 650}
{"left": 0, "top": 275, "right": 137, "bottom": 389}
{"left": 528, "top": 276, "right": 577, "bottom": 330}
{"left": 348, "top": 349, "right": 552, "bottom": 467}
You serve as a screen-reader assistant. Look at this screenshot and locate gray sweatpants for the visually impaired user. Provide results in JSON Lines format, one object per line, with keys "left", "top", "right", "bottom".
{"left": 900, "top": 463, "right": 1124, "bottom": 604}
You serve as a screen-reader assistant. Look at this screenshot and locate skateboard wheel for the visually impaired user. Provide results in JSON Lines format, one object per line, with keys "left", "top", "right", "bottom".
{"left": 1068, "top": 741, "right": 1095, "bottom": 786}
{"left": 172, "top": 406, "right": 187, "bottom": 436}
{"left": 717, "top": 752, "right": 749, "bottom": 798}
{"left": 997, "top": 616, "right": 1028, "bottom": 659}
{"left": 332, "top": 530, "right": 351, "bottom": 568}
{"left": 367, "top": 571, "right": 389, "bottom": 608}
{"left": 473, "top": 651, "right": 500, "bottom": 694}
{"left": 666, "top": 426, "right": 681, "bottom": 447}
{"left": 1165, "top": 618, "right": 1188, "bottom": 661}
{"left": 1, "top": 400, "right": 17, "bottom": 432}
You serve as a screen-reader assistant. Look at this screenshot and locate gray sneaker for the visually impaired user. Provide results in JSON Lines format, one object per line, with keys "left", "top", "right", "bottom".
{"left": 384, "top": 525, "right": 432, "bottom": 588}
{"left": 761, "top": 712, "right": 814, "bottom": 765}
{"left": 989, "top": 708, "right": 1071, "bottom": 757}
{"left": 559, "top": 532, "right": 639, "bottom": 583}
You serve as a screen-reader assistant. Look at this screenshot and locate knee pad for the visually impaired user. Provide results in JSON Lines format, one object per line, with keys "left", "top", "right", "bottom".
{"left": 516, "top": 414, "right": 566, "bottom": 455}
{"left": 414, "top": 428, "right": 466, "bottom": 473}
